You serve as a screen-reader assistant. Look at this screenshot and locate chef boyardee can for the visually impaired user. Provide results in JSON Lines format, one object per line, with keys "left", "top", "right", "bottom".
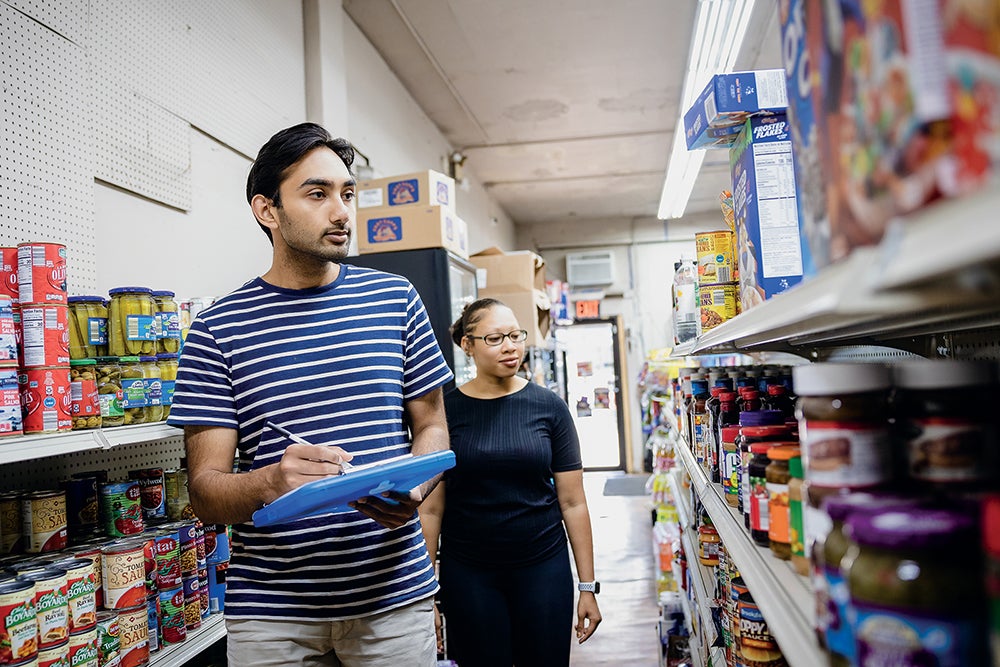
{"left": 67, "top": 628, "right": 98, "bottom": 667}
{"left": 49, "top": 557, "right": 96, "bottom": 634}
{"left": 126, "top": 469, "right": 165, "bottom": 522}
{"left": 17, "top": 566, "right": 69, "bottom": 651}
{"left": 99, "top": 482, "right": 143, "bottom": 538}
{"left": 0, "top": 579, "right": 38, "bottom": 664}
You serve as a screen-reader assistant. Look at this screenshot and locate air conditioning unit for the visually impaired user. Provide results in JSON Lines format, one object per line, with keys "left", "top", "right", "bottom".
{"left": 566, "top": 250, "right": 616, "bottom": 287}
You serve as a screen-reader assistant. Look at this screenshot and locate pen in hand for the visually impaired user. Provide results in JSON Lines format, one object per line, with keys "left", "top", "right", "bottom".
{"left": 264, "top": 420, "right": 354, "bottom": 473}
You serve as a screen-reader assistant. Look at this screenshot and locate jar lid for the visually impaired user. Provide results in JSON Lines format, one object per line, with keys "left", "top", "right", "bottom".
{"left": 70, "top": 359, "right": 96, "bottom": 366}
{"left": 736, "top": 377, "right": 755, "bottom": 388}
{"left": 823, "top": 492, "right": 920, "bottom": 522}
{"left": 740, "top": 425, "right": 793, "bottom": 438}
{"left": 714, "top": 378, "right": 734, "bottom": 390}
{"left": 108, "top": 286, "right": 153, "bottom": 295}
{"left": 721, "top": 426, "right": 741, "bottom": 442}
{"left": 152, "top": 290, "right": 176, "bottom": 297}
{"left": 68, "top": 295, "right": 104, "bottom": 303}
{"left": 119, "top": 356, "right": 141, "bottom": 362}
{"left": 789, "top": 456, "right": 803, "bottom": 478}
{"left": 719, "top": 392, "right": 738, "bottom": 402}
{"left": 692, "top": 379, "right": 708, "bottom": 393}
{"left": 767, "top": 445, "right": 801, "bottom": 461}
{"left": 156, "top": 353, "right": 178, "bottom": 360}
{"left": 846, "top": 508, "right": 976, "bottom": 550}
{"left": 767, "top": 384, "right": 787, "bottom": 396}
{"left": 739, "top": 410, "right": 785, "bottom": 427}
{"left": 139, "top": 356, "right": 157, "bottom": 362}
{"left": 793, "top": 363, "right": 891, "bottom": 395}
{"left": 893, "top": 359, "right": 996, "bottom": 390}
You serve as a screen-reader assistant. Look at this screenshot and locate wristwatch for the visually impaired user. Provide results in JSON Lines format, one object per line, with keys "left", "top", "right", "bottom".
{"left": 578, "top": 581, "right": 600, "bottom": 594}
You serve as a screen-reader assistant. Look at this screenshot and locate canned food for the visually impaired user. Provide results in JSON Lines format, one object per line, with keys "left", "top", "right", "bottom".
{"left": 11, "top": 307, "right": 23, "bottom": 368}
{"left": 66, "top": 629, "right": 98, "bottom": 667}
{"left": 21, "top": 491, "right": 68, "bottom": 554}
{"left": 194, "top": 522, "right": 206, "bottom": 568}
{"left": 163, "top": 470, "right": 192, "bottom": 522}
{"left": 107, "top": 288, "right": 156, "bottom": 358}
{"left": 59, "top": 477, "right": 99, "bottom": 544}
{"left": 94, "top": 358, "right": 124, "bottom": 428}
{"left": 100, "top": 542, "right": 146, "bottom": 611}
{"left": 181, "top": 576, "right": 200, "bottom": 631}
{"left": 0, "top": 579, "right": 38, "bottom": 664}
{"left": 197, "top": 567, "right": 209, "bottom": 618}
{"left": 114, "top": 604, "right": 148, "bottom": 667}
{"left": 152, "top": 529, "right": 181, "bottom": 591}
{"left": 145, "top": 596, "right": 159, "bottom": 654}
{"left": 0, "top": 492, "right": 24, "bottom": 554}
{"left": 0, "top": 365, "right": 23, "bottom": 436}
{"left": 157, "top": 587, "right": 186, "bottom": 646}
{"left": 36, "top": 641, "right": 68, "bottom": 667}
{"left": 69, "top": 360, "right": 101, "bottom": 431}
{"left": 49, "top": 558, "right": 96, "bottom": 634}
{"left": 172, "top": 522, "right": 197, "bottom": 575}
{"left": 696, "top": 230, "right": 737, "bottom": 284}
{"left": 17, "top": 567, "right": 69, "bottom": 651}
{"left": 0, "top": 297, "right": 16, "bottom": 364}
{"left": 117, "top": 537, "right": 155, "bottom": 597}
{"left": 0, "top": 248, "right": 17, "bottom": 306}
{"left": 18, "top": 367, "right": 72, "bottom": 434}
{"left": 95, "top": 610, "right": 120, "bottom": 667}
{"left": 126, "top": 469, "right": 165, "bottom": 521}
{"left": 699, "top": 281, "right": 739, "bottom": 333}
{"left": 99, "top": 482, "right": 143, "bottom": 538}
{"left": 66, "top": 296, "right": 107, "bottom": 360}
{"left": 117, "top": 358, "right": 146, "bottom": 427}
{"left": 207, "top": 563, "right": 226, "bottom": 614}
{"left": 16, "top": 243, "right": 67, "bottom": 305}
{"left": 20, "top": 305, "right": 69, "bottom": 368}
{"left": 204, "top": 524, "right": 230, "bottom": 565}
{"left": 155, "top": 354, "right": 177, "bottom": 418}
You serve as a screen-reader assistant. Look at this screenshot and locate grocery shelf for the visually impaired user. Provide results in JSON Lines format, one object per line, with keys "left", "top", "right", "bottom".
{"left": 150, "top": 613, "right": 225, "bottom": 666}
{"left": 669, "top": 468, "right": 694, "bottom": 530}
{"left": 674, "top": 437, "right": 823, "bottom": 667}
{"left": 0, "top": 423, "right": 181, "bottom": 465}
{"left": 680, "top": 529, "right": 718, "bottom": 650}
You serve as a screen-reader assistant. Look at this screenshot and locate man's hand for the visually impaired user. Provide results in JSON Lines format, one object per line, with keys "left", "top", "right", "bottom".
{"left": 266, "top": 443, "right": 354, "bottom": 503}
{"left": 349, "top": 487, "right": 423, "bottom": 529}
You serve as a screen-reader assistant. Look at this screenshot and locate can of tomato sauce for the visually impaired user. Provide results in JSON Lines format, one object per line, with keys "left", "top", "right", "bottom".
{"left": 21, "top": 490, "right": 68, "bottom": 554}
{"left": 114, "top": 604, "right": 149, "bottom": 667}
{"left": 19, "top": 304, "right": 69, "bottom": 368}
{"left": 0, "top": 248, "right": 18, "bottom": 305}
{"left": 66, "top": 629, "right": 98, "bottom": 667}
{"left": 117, "top": 536, "right": 155, "bottom": 597}
{"left": 16, "top": 567, "right": 69, "bottom": 651}
{"left": 99, "top": 482, "right": 144, "bottom": 539}
{"left": 16, "top": 243, "right": 67, "bottom": 306}
{"left": 100, "top": 542, "right": 146, "bottom": 611}
{"left": 0, "top": 297, "right": 16, "bottom": 364}
{"left": 49, "top": 558, "right": 96, "bottom": 635}
{"left": 0, "top": 579, "right": 38, "bottom": 665}
{"left": 0, "top": 365, "right": 23, "bottom": 437}
{"left": 18, "top": 367, "right": 72, "bottom": 434}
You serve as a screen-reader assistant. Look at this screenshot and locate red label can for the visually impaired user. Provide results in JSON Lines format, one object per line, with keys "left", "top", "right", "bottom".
{"left": 0, "top": 248, "right": 17, "bottom": 306}
{"left": 115, "top": 604, "right": 149, "bottom": 667}
{"left": 49, "top": 557, "right": 96, "bottom": 635}
{"left": 21, "top": 490, "right": 68, "bottom": 553}
{"left": 157, "top": 586, "right": 186, "bottom": 646}
{"left": 152, "top": 529, "right": 181, "bottom": 590}
{"left": 0, "top": 365, "right": 23, "bottom": 436}
{"left": 16, "top": 243, "right": 67, "bottom": 305}
{"left": 11, "top": 306, "right": 23, "bottom": 368}
{"left": 101, "top": 542, "right": 146, "bottom": 611}
{"left": 99, "top": 482, "right": 144, "bottom": 538}
{"left": 20, "top": 304, "right": 69, "bottom": 368}
{"left": 18, "top": 567, "right": 69, "bottom": 651}
{"left": 18, "top": 367, "right": 72, "bottom": 434}
{"left": 0, "top": 579, "right": 37, "bottom": 664}
{"left": 127, "top": 469, "right": 165, "bottom": 521}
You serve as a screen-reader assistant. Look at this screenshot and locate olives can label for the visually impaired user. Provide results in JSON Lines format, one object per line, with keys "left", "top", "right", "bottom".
{"left": 114, "top": 605, "right": 148, "bottom": 667}
{"left": 100, "top": 543, "right": 146, "bottom": 611}
{"left": 152, "top": 530, "right": 181, "bottom": 590}
{"left": 95, "top": 610, "right": 120, "bottom": 667}
{"left": 22, "top": 569, "right": 69, "bottom": 650}
{"left": 67, "top": 629, "right": 97, "bottom": 667}
{"left": 36, "top": 642, "right": 68, "bottom": 667}
{"left": 854, "top": 604, "right": 986, "bottom": 667}
{"left": 0, "top": 248, "right": 18, "bottom": 306}
{"left": 21, "top": 491, "right": 68, "bottom": 554}
{"left": 0, "top": 298, "right": 17, "bottom": 364}
{"left": 145, "top": 596, "right": 158, "bottom": 655}
{"left": 20, "top": 305, "right": 70, "bottom": 368}
{"left": 800, "top": 421, "right": 892, "bottom": 489}
{"left": 19, "top": 368, "right": 72, "bottom": 434}
{"left": 157, "top": 587, "right": 186, "bottom": 646}
{"left": 181, "top": 576, "right": 200, "bottom": 631}
{"left": 99, "top": 483, "right": 144, "bottom": 538}
{"left": 0, "top": 366, "right": 24, "bottom": 436}
{"left": 902, "top": 417, "right": 998, "bottom": 483}
{"left": 0, "top": 492, "right": 24, "bottom": 554}
{"left": 126, "top": 470, "right": 165, "bottom": 520}
{"left": 0, "top": 579, "right": 38, "bottom": 664}
{"left": 16, "top": 243, "right": 67, "bottom": 306}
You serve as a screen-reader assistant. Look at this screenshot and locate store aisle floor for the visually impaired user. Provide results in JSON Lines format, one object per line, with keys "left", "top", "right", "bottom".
{"left": 570, "top": 472, "right": 660, "bottom": 667}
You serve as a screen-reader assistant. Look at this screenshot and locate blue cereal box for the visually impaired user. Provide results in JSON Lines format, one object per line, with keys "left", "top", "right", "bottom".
{"left": 357, "top": 170, "right": 456, "bottom": 210}
{"left": 684, "top": 70, "right": 788, "bottom": 150}
{"left": 357, "top": 205, "right": 468, "bottom": 259}
{"left": 729, "top": 114, "right": 804, "bottom": 310}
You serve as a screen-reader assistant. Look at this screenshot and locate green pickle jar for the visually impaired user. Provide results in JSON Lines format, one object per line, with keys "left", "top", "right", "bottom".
{"left": 68, "top": 295, "right": 108, "bottom": 359}
{"left": 843, "top": 507, "right": 990, "bottom": 667}
{"left": 153, "top": 290, "right": 181, "bottom": 354}
{"left": 140, "top": 355, "right": 163, "bottom": 422}
{"left": 95, "top": 356, "right": 124, "bottom": 427}
{"left": 157, "top": 353, "right": 178, "bottom": 418}
{"left": 108, "top": 286, "right": 157, "bottom": 357}
{"left": 119, "top": 356, "right": 148, "bottom": 425}
{"left": 69, "top": 358, "right": 102, "bottom": 430}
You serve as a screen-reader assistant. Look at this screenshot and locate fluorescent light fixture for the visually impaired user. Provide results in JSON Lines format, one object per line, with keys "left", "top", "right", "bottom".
{"left": 658, "top": 0, "right": 757, "bottom": 220}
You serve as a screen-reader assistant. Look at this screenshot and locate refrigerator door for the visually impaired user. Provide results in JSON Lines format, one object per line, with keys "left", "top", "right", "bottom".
{"left": 449, "top": 259, "right": 478, "bottom": 386}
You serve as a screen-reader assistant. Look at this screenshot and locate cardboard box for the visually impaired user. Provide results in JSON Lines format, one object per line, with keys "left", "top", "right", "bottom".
{"left": 684, "top": 70, "right": 788, "bottom": 150}
{"left": 469, "top": 247, "right": 546, "bottom": 292}
{"left": 476, "top": 288, "right": 551, "bottom": 348}
{"left": 357, "top": 170, "right": 456, "bottom": 210}
{"left": 356, "top": 205, "right": 468, "bottom": 258}
{"left": 729, "top": 114, "right": 804, "bottom": 310}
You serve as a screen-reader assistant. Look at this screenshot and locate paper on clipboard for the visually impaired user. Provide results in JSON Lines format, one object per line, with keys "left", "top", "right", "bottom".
{"left": 252, "top": 450, "right": 456, "bottom": 527}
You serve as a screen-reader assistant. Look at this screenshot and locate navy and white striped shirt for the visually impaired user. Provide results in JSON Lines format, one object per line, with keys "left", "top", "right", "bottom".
{"left": 167, "top": 264, "right": 453, "bottom": 621}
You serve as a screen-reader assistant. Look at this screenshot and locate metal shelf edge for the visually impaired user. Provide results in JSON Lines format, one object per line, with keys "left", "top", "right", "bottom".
{"left": 150, "top": 613, "right": 225, "bottom": 666}
{"left": 0, "top": 423, "right": 182, "bottom": 465}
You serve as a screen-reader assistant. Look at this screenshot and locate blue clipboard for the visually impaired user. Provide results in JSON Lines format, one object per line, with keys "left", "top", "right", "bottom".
{"left": 252, "top": 450, "right": 455, "bottom": 527}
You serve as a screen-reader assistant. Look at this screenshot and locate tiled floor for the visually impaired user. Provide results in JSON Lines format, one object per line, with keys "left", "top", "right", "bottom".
{"left": 570, "top": 472, "right": 660, "bottom": 667}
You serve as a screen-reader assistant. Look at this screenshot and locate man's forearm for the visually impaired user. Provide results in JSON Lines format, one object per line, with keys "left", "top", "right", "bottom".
{"left": 188, "top": 466, "right": 276, "bottom": 525}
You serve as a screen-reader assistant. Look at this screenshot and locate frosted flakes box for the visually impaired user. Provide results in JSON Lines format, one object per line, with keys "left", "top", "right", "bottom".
{"left": 683, "top": 70, "right": 788, "bottom": 150}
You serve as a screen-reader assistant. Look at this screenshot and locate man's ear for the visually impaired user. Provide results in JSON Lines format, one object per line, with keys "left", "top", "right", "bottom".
{"left": 251, "top": 194, "right": 279, "bottom": 233}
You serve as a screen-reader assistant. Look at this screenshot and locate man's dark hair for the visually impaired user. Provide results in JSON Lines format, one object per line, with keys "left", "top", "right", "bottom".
{"left": 246, "top": 122, "right": 355, "bottom": 242}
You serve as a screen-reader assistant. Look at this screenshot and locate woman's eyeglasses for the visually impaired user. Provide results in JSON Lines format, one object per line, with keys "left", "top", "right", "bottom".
{"left": 466, "top": 329, "right": 529, "bottom": 346}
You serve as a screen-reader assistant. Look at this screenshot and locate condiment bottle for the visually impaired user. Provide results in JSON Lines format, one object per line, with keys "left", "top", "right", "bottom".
{"left": 765, "top": 384, "right": 795, "bottom": 420}
{"left": 984, "top": 495, "right": 1000, "bottom": 667}
{"left": 690, "top": 379, "right": 710, "bottom": 467}
{"left": 843, "top": 508, "right": 990, "bottom": 667}
{"left": 748, "top": 444, "right": 773, "bottom": 547}
{"left": 721, "top": 425, "right": 742, "bottom": 508}
{"left": 714, "top": 391, "right": 740, "bottom": 486}
{"left": 698, "top": 524, "right": 721, "bottom": 567}
{"left": 736, "top": 411, "right": 791, "bottom": 529}
{"left": 765, "top": 445, "right": 800, "bottom": 560}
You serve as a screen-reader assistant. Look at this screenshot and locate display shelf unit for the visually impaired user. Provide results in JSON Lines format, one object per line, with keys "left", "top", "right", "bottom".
{"left": 150, "top": 613, "right": 225, "bottom": 666}
{"left": 0, "top": 423, "right": 181, "bottom": 465}
{"left": 674, "top": 436, "right": 823, "bottom": 667}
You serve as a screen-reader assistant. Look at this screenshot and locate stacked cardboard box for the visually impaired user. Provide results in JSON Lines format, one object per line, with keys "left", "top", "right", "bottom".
{"left": 355, "top": 170, "right": 469, "bottom": 258}
{"left": 469, "top": 247, "right": 551, "bottom": 347}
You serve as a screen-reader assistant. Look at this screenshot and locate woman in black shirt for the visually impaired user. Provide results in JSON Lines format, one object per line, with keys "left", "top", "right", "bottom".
{"left": 420, "top": 298, "right": 602, "bottom": 667}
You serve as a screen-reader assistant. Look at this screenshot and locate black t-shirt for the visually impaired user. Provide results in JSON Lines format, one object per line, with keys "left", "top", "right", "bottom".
{"left": 441, "top": 382, "right": 583, "bottom": 567}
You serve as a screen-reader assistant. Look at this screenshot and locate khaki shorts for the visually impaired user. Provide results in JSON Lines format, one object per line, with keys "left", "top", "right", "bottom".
{"left": 226, "top": 597, "right": 436, "bottom": 667}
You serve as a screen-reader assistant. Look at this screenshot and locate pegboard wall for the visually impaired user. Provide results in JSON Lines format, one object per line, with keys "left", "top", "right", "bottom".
{"left": 0, "top": 434, "right": 186, "bottom": 492}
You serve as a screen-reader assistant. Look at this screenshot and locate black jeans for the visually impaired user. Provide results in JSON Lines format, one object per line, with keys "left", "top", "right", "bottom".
{"left": 438, "top": 542, "right": 573, "bottom": 667}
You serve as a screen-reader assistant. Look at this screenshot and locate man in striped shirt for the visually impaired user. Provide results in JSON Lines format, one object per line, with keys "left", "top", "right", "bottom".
{"left": 167, "top": 123, "right": 452, "bottom": 667}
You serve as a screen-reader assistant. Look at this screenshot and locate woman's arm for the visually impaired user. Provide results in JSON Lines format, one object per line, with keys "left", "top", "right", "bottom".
{"left": 418, "top": 482, "right": 446, "bottom": 565}
{"left": 554, "top": 469, "right": 602, "bottom": 643}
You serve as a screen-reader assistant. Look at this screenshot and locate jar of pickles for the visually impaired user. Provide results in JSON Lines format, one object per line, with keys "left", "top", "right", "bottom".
{"left": 95, "top": 356, "right": 124, "bottom": 427}
{"left": 140, "top": 355, "right": 163, "bottom": 422}
{"left": 108, "top": 287, "right": 157, "bottom": 357}
{"left": 67, "top": 296, "right": 108, "bottom": 359}
{"left": 69, "top": 359, "right": 101, "bottom": 430}
{"left": 119, "top": 356, "right": 148, "bottom": 425}
{"left": 157, "top": 353, "right": 178, "bottom": 418}
{"left": 153, "top": 291, "right": 180, "bottom": 354}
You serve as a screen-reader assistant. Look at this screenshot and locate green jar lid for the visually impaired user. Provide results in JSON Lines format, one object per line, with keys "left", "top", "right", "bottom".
{"left": 94, "top": 356, "right": 119, "bottom": 364}
{"left": 119, "top": 356, "right": 141, "bottom": 362}
{"left": 70, "top": 359, "right": 96, "bottom": 366}
{"left": 789, "top": 456, "right": 803, "bottom": 478}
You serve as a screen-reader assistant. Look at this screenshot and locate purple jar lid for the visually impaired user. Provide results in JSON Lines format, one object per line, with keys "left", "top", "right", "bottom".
{"left": 846, "top": 508, "right": 977, "bottom": 550}
{"left": 823, "top": 492, "right": 921, "bottom": 522}
{"left": 739, "top": 409, "right": 785, "bottom": 427}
